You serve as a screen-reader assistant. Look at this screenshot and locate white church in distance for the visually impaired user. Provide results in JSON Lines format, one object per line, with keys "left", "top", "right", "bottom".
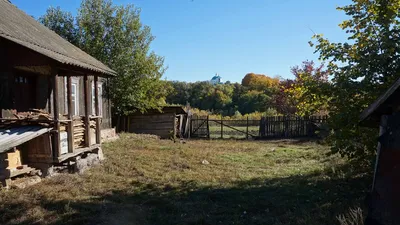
{"left": 210, "top": 74, "right": 222, "bottom": 85}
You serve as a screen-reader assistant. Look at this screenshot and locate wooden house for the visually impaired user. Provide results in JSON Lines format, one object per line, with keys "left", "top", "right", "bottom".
{"left": 360, "top": 78, "right": 400, "bottom": 225}
{"left": 0, "top": 0, "right": 116, "bottom": 185}
{"left": 119, "top": 106, "right": 187, "bottom": 139}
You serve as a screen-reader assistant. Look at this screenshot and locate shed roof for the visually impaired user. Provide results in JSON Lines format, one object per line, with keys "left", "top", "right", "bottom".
{"left": 0, "top": 126, "right": 52, "bottom": 153}
{"left": 0, "top": 0, "right": 116, "bottom": 76}
{"left": 360, "top": 77, "right": 400, "bottom": 126}
{"left": 131, "top": 106, "right": 187, "bottom": 116}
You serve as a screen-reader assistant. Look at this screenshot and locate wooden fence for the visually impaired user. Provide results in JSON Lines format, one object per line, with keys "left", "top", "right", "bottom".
{"left": 259, "top": 115, "right": 328, "bottom": 138}
{"left": 190, "top": 115, "right": 328, "bottom": 139}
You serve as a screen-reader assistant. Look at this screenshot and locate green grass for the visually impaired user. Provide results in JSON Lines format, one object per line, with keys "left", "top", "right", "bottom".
{"left": 0, "top": 134, "right": 371, "bottom": 225}
{"left": 209, "top": 125, "right": 259, "bottom": 139}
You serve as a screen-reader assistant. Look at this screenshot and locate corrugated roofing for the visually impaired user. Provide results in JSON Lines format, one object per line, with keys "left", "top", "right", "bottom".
{"left": 0, "top": 0, "right": 116, "bottom": 76}
{"left": 0, "top": 126, "right": 52, "bottom": 153}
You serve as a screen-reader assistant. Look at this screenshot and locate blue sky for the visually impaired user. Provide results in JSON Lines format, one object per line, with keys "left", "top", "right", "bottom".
{"left": 12, "top": 0, "right": 351, "bottom": 82}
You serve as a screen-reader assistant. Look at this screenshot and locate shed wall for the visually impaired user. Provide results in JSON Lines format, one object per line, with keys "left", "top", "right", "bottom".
{"left": 128, "top": 113, "right": 176, "bottom": 139}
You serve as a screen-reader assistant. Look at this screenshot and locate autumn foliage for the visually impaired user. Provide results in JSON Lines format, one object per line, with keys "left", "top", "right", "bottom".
{"left": 241, "top": 73, "right": 280, "bottom": 91}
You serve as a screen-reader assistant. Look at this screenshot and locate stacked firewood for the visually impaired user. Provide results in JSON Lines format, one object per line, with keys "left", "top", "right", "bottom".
{"left": 0, "top": 109, "right": 54, "bottom": 129}
{"left": 59, "top": 118, "right": 97, "bottom": 149}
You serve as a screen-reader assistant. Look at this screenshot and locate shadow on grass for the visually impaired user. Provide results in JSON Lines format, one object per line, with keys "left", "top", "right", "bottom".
{"left": 0, "top": 164, "right": 371, "bottom": 225}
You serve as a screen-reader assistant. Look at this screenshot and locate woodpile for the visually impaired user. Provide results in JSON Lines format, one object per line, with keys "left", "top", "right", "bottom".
{"left": 60, "top": 117, "right": 97, "bottom": 149}
{"left": 0, "top": 109, "right": 55, "bottom": 129}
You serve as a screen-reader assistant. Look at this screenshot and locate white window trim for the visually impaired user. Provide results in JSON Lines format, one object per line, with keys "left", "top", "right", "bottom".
{"left": 71, "top": 82, "right": 79, "bottom": 116}
{"left": 92, "top": 81, "right": 103, "bottom": 116}
{"left": 65, "top": 77, "right": 79, "bottom": 116}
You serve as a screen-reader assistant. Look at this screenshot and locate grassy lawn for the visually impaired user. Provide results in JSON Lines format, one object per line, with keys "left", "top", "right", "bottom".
{"left": 0, "top": 134, "right": 371, "bottom": 225}
{"left": 209, "top": 125, "right": 259, "bottom": 139}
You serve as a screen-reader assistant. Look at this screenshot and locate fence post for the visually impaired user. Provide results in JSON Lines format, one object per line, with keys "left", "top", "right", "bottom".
{"left": 246, "top": 116, "right": 249, "bottom": 139}
{"left": 207, "top": 115, "right": 210, "bottom": 139}
{"left": 221, "top": 115, "right": 223, "bottom": 139}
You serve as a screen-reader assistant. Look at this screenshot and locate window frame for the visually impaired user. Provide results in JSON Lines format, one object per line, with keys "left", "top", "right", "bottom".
{"left": 65, "top": 77, "right": 80, "bottom": 116}
{"left": 91, "top": 81, "right": 103, "bottom": 116}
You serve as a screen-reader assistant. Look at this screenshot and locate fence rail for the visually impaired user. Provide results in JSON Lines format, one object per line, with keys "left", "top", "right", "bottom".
{"left": 259, "top": 115, "right": 328, "bottom": 138}
{"left": 190, "top": 115, "right": 328, "bottom": 139}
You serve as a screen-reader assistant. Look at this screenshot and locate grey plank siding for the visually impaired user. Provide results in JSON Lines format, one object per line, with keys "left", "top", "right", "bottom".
{"left": 129, "top": 113, "right": 175, "bottom": 139}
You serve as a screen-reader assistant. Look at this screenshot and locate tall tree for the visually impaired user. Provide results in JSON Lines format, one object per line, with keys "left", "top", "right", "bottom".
{"left": 285, "top": 61, "right": 330, "bottom": 117}
{"left": 311, "top": 0, "right": 400, "bottom": 160}
{"left": 39, "top": 7, "right": 78, "bottom": 46}
{"left": 40, "top": 0, "right": 169, "bottom": 115}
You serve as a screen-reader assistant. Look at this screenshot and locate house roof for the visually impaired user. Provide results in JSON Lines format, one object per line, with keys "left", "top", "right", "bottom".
{"left": 0, "top": 0, "right": 116, "bottom": 76}
{"left": 0, "top": 126, "right": 52, "bottom": 153}
{"left": 360, "top": 77, "right": 400, "bottom": 126}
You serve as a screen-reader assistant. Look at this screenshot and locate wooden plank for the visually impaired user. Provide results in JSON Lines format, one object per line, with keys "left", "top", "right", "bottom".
{"left": 246, "top": 116, "right": 249, "bottom": 139}
{"left": 173, "top": 113, "right": 177, "bottom": 138}
{"left": 52, "top": 68, "right": 60, "bottom": 159}
{"left": 83, "top": 74, "right": 90, "bottom": 147}
{"left": 220, "top": 115, "right": 223, "bottom": 139}
{"left": 372, "top": 115, "right": 388, "bottom": 191}
{"left": 66, "top": 75, "right": 74, "bottom": 153}
{"left": 0, "top": 166, "right": 36, "bottom": 179}
{"left": 94, "top": 76, "right": 101, "bottom": 144}
{"left": 57, "top": 144, "right": 100, "bottom": 163}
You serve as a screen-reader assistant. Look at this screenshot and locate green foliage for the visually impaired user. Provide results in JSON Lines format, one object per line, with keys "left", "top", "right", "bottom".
{"left": 39, "top": 7, "right": 78, "bottom": 46}
{"left": 237, "top": 90, "right": 271, "bottom": 114}
{"left": 311, "top": 0, "right": 400, "bottom": 160}
{"left": 40, "top": 0, "right": 169, "bottom": 115}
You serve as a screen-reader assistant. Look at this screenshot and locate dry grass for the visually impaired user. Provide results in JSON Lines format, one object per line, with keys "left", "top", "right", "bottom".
{"left": 0, "top": 134, "right": 371, "bottom": 225}
{"left": 337, "top": 207, "right": 365, "bottom": 225}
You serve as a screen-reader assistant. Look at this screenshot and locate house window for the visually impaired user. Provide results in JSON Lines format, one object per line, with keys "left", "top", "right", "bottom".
{"left": 92, "top": 82, "right": 102, "bottom": 116}
{"left": 65, "top": 77, "right": 79, "bottom": 116}
{"left": 71, "top": 82, "right": 79, "bottom": 116}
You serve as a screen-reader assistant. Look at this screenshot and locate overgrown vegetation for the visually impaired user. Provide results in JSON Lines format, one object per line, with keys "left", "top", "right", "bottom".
{"left": 310, "top": 0, "right": 400, "bottom": 160}
{"left": 0, "top": 134, "right": 370, "bottom": 225}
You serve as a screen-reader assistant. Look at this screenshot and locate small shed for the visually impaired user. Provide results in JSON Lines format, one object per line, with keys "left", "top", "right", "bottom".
{"left": 121, "top": 106, "right": 187, "bottom": 139}
{"left": 360, "top": 78, "right": 400, "bottom": 225}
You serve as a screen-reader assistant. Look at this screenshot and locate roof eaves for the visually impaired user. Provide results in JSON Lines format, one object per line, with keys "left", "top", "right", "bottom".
{"left": 0, "top": 33, "right": 117, "bottom": 76}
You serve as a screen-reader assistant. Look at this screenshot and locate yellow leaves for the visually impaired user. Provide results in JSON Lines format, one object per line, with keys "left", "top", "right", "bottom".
{"left": 241, "top": 73, "right": 280, "bottom": 90}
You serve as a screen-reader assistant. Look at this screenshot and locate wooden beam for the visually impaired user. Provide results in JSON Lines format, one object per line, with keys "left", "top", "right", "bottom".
{"left": 66, "top": 75, "right": 74, "bottom": 153}
{"left": 52, "top": 68, "right": 60, "bottom": 158}
{"left": 84, "top": 74, "right": 90, "bottom": 147}
{"left": 372, "top": 115, "right": 388, "bottom": 191}
{"left": 94, "top": 75, "right": 101, "bottom": 144}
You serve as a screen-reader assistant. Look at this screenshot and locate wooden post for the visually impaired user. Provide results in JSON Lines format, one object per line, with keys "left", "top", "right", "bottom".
{"left": 220, "top": 115, "right": 223, "bottom": 139}
{"left": 206, "top": 115, "right": 210, "bottom": 139}
{"left": 246, "top": 116, "right": 249, "bottom": 139}
{"left": 173, "top": 113, "right": 177, "bottom": 138}
{"left": 52, "top": 68, "right": 60, "bottom": 158}
{"left": 66, "top": 75, "right": 74, "bottom": 153}
{"left": 372, "top": 115, "right": 388, "bottom": 191}
{"left": 84, "top": 74, "right": 90, "bottom": 147}
{"left": 94, "top": 75, "right": 101, "bottom": 144}
{"left": 189, "top": 116, "right": 192, "bottom": 138}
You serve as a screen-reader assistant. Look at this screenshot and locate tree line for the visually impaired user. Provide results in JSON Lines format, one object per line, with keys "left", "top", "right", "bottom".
{"left": 166, "top": 61, "right": 329, "bottom": 118}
